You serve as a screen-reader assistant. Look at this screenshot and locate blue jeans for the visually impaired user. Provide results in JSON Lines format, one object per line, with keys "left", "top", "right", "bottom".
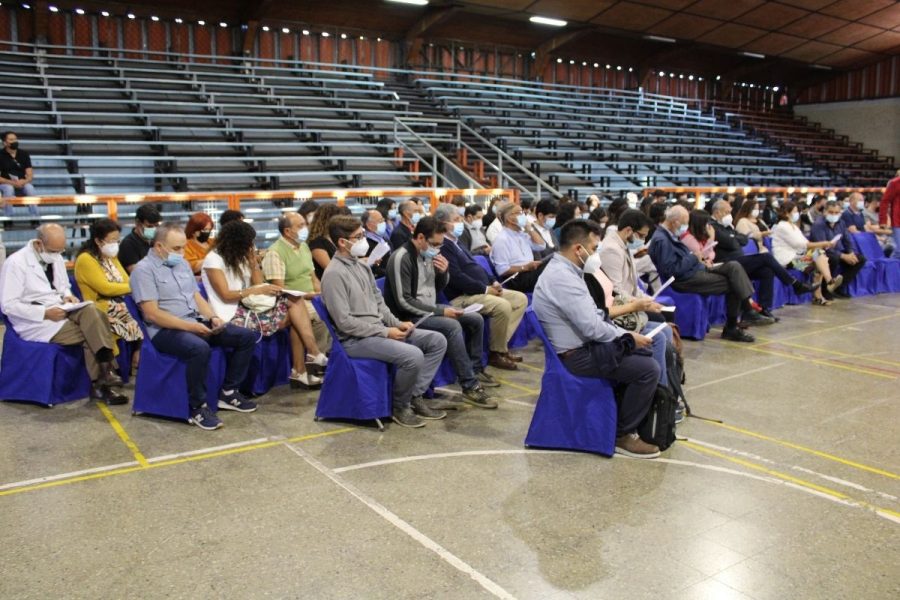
{"left": 1, "top": 183, "right": 39, "bottom": 217}
{"left": 418, "top": 312, "right": 484, "bottom": 390}
{"left": 892, "top": 227, "right": 900, "bottom": 256}
{"left": 151, "top": 324, "right": 256, "bottom": 410}
{"left": 640, "top": 322, "right": 670, "bottom": 387}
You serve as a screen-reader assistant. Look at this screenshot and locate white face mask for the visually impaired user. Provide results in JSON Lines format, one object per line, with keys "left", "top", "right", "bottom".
{"left": 580, "top": 246, "right": 601, "bottom": 273}
{"left": 101, "top": 242, "right": 119, "bottom": 258}
{"left": 720, "top": 214, "right": 733, "bottom": 228}
{"left": 751, "top": 209, "right": 760, "bottom": 218}
{"left": 350, "top": 237, "right": 369, "bottom": 258}
{"left": 471, "top": 218, "right": 483, "bottom": 229}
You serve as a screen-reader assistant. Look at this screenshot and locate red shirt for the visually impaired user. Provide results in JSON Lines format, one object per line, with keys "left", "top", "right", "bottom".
{"left": 879, "top": 176, "right": 900, "bottom": 228}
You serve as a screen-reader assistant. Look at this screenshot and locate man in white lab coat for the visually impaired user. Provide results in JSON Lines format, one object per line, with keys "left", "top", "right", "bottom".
{"left": 0, "top": 224, "right": 127, "bottom": 404}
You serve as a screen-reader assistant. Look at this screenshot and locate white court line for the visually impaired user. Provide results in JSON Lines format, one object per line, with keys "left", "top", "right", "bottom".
{"left": 502, "top": 398, "right": 535, "bottom": 408}
{"left": 682, "top": 362, "right": 785, "bottom": 392}
{"left": 283, "top": 442, "right": 518, "bottom": 600}
{"left": 147, "top": 437, "right": 277, "bottom": 463}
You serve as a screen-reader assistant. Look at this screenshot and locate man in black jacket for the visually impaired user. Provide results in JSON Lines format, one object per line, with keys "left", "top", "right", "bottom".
{"left": 384, "top": 216, "right": 498, "bottom": 408}
{"left": 710, "top": 200, "right": 814, "bottom": 319}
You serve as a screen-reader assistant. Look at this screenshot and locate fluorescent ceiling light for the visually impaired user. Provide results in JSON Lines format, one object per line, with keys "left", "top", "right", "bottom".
{"left": 175, "top": 18, "right": 183, "bottom": 24}
{"left": 262, "top": 26, "right": 269, "bottom": 31}
{"left": 645, "top": 35, "right": 676, "bottom": 43}
{"left": 530, "top": 15, "right": 567, "bottom": 27}
{"left": 386, "top": 0, "right": 429, "bottom": 5}
{"left": 101, "top": 11, "right": 109, "bottom": 16}
{"left": 75, "top": 8, "right": 85, "bottom": 15}
{"left": 811, "top": 64, "right": 832, "bottom": 70}
{"left": 742, "top": 51, "right": 765, "bottom": 59}
{"left": 151, "top": 16, "right": 159, "bottom": 21}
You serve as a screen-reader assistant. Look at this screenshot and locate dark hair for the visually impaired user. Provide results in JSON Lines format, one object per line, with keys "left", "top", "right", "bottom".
{"left": 78, "top": 218, "right": 122, "bottom": 258}
{"left": 2, "top": 131, "right": 15, "bottom": 141}
{"left": 328, "top": 215, "right": 362, "bottom": 246}
{"left": 688, "top": 210, "right": 711, "bottom": 242}
{"left": 648, "top": 203, "right": 667, "bottom": 225}
{"left": 219, "top": 209, "right": 244, "bottom": 226}
{"left": 309, "top": 203, "right": 350, "bottom": 242}
{"left": 777, "top": 201, "right": 798, "bottom": 222}
{"left": 464, "top": 204, "right": 483, "bottom": 218}
{"left": 215, "top": 221, "right": 257, "bottom": 275}
{"left": 559, "top": 219, "right": 601, "bottom": 249}
{"left": 556, "top": 203, "right": 579, "bottom": 229}
{"left": 617, "top": 209, "right": 651, "bottom": 233}
{"left": 135, "top": 204, "right": 161, "bottom": 225}
{"left": 535, "top": 199, "right": 558, "bottom": 217}
{"left": 297, "top": 200, "right": 318, "bottom": 220}
{"left": 588, "top": 207, "right": 607, "bottom": 224}
{"left": 413, "top": 216, "right": 442, "bottom": 240}
{"left": 520, "top": 197, "right": 534, "bottom": 211}
{"left": 450, "top": 196, "right": 467, "bottom": 208}
{"left": 824, "top": 199, "right": 841, "bottom": 211}
{"left": 735, "top": 197, "right": 757, "bottom": 222}
{"left": 375, "top": 198, "right": 394, "bottom": 220}
{"left": 607, "top": 198, "right": 628, "bottom": 224}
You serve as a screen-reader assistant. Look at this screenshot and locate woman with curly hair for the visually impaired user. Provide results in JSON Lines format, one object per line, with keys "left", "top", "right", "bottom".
{"left": 202, "top": 221, "right": 327, "bottom": 389}
{"left": 307, "top": 203, "right": 352, "bottom": 280}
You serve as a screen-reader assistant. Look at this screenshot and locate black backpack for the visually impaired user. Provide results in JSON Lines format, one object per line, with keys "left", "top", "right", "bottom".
{"left": 638, "top": 384, "right": 678, "bottom": 451}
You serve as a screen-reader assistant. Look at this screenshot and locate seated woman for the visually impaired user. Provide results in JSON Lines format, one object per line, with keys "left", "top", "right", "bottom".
{"left": 307, "top": 203, "right": 351, "bottom": 281}
{"left": 771, "top": 201, "right": 842, "bottom": 306}
{"left": 202, "top": 221, "right": 327, "bottom": 389}
{"left": 74, "top": 218, "right": 144, "bottom": 374}
{"left": 184, "top": 212, "right": 215, "bottom": 276}
{"left": 734, "top": 197, "right": 771, "bottom": 253}
{"left": 680, "top": 209, "right": 717, "bottom": 264}
{"left": 552, "top": 202, "right": 582, "bottom": 240}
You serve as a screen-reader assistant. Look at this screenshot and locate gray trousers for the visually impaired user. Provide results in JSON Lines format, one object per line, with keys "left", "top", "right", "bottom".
{"left": 342, "top": 329, "right": 447, "bottom": 409}
{"left": 672, "top": 261, "right": 754, "bottom": 322}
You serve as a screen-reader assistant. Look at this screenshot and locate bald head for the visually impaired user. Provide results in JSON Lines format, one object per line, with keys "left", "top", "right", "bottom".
{"left": 36, "top": 224, "right": 66, "bottom": 252}
{"left": 363, "top": 209, "right": 384, "bottom": 234}
{"left": 711, "top": 200, "right": 731, "bottom": 219}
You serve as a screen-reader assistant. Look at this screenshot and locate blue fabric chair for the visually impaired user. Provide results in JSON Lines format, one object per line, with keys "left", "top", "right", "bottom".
{"left": 705, "top": 294, "right": 728, "bottom": 326}
{"left": 128, "top": 297, "right": 228, "bottom": 422}
{"left": 311, "top": 297, "right": 392, "bottom": 429}
{"left": 471, "top": 254, "right": 532, "bottom": 348}
{"left": 473, "top": 254, "right": 499, "bottom": 280}
{"left": 851, "top": 232, "right": 900, "bottom": 294}
{"left": 742, "top": 239, "right": 759, "bottom": 255}
{"left": 524, "top": 312, "right": 617, "bottom": 457}
{"left": 0, "top": 311, "right": 93, "bottom": 406}
{"left": 241, "top": 328, "right": 292, "bottom": 396}
{"left": 665, "top": 289, "right": 710, "bottom": 340}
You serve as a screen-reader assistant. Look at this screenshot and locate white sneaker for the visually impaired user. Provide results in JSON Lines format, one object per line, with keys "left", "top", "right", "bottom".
{"left": 306, "top": 353, "right": 328, "bottom": 367}
{"left": 290, "top": 369, "right": 323, "bottom": 389}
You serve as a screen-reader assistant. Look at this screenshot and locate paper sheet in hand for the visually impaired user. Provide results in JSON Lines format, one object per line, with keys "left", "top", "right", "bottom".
{"left": 367, "top": 241, "right": 391, "bottom": 266}
{"left": 462, "top": 303, "right": 483, "bottom": 314}
{"left": 413, "top": 314, "right": 432, "bottom": 327}
{"left": 280, "top": 289, "right": 307, "bottom": 297}
{"left": 829, "top": 234, "right": 842, "bottom": 245}
{"left": 59, "top": 301, "right": 93, "bottom": 313}
{"left": 645, "top": 322, "right": 668, "bottom": 339}
{"left": 659, "top": 305, "right": 676, "bottom": 313}
{"left": 500, "top": 272, "right": 519, "bottom": 285}
{"left": 651, "top": 276, "right": 675, "bottom": 300}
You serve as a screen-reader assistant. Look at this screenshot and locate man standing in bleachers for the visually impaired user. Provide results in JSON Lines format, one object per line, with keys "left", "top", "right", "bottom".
{"left": 119, "top": 204, "right": 162, "bottom": 273}
{"left": 810, "top": 201, "right": 866, "bottom": 299}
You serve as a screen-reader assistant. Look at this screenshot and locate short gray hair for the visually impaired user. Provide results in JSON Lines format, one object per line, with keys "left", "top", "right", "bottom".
{"left": 433, "top": 203, "right": 457, "bottom": 226}
{"left": 496, "top": 201, "right": 517, "bottom": 225}
{"left": 152, "top": 222, "right": 183, "bottom": 245}
{"left": 664, "top": 205, "right": 688, "bottom": 223}
{"left": 712, "top": 200, "right": 730, "bottom": 215}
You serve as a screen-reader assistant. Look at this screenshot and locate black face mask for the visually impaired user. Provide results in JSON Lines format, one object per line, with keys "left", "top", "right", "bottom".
{"left": 197, "top": 231, "right": 211, "bottom": 243}
{"left": 8, "top": 141, "right": 18, "bottom": 150}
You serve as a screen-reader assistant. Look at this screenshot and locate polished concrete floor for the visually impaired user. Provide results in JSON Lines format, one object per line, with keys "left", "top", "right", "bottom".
{"left": 1, "top": 294, "right": 898, "bottom": 600}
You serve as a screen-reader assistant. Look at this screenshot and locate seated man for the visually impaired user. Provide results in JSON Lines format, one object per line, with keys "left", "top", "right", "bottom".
{"left": 840, "top": 192, "right": 867, "bottom": 233}
{"left": 321, "top": 215, "right": 447, "bottom": 429}
{"left": 262, "top": 212, "right": 330, "bottom": 353}
{"left": 532, "top": 198, "right": 559, "bottom": 258}
{"left": 131, "top": 223, "right": 257, "bottom": 431}
{"left": 385, "top": 216, "right": 498, "bottom": 409}
{"left": 119, "top": 203, "right": 162, "bottom": 273}
{"left": 0, "top": 224, "right": 127, "bottom": 404}
{"left": 709, "top": 200, "right": 814, "bottom": 320}
{"left": 461, "top": 204, "right": 490, "bottom": 256}
{"left": 0, "top": 131, "right": 39, "bottom": 217}
{"left": 810, "top": 200, "right": 867, "bottom": 299}
{"left": 863, "top": 196, "right": 894, "bottom": 256}
{"left": 490, "top": 202, "right": 547, "bottom": 293}
{"left": 649, "top": 205, "right": 763, "bottom": 342}
{"left": 533, "top": 220, "right": 661, "bottom": 459}
{"left": 434, "top": 204, "right": 527, "bottom": 371}
{"left": 389, "top": 199, "right": 424, "bottom": 250}
{"left": 361, "top": 209, "right": 390, "bottom": 279}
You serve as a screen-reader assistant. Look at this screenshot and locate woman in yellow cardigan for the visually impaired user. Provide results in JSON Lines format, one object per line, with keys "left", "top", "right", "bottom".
{"left": 74, "top": 218, "right": 144, "bottom": 373}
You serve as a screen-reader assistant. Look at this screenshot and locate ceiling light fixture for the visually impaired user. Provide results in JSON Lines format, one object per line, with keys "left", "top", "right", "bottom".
{"left": 175, "top": 18, "right": 183, "bottom": 24}
{"left": 529, "top": 15, "right": 567, "bottom": 27}
{"left": 127, "top": 13, "right": 136, "bottom": 19}
{"left": 151, "top": 16, "right": 159, "bottom": 22}
{"left": 741, "top": 51, "right": 765, "bottom": 59}
{"left": 658, "top": 71, "right": 665, "bottom": 77}
{"left": 262, "top": 26, "right": 269, "bottom": 31}
{"left": 48, "top": 5, "right": 58, "bottom": 12}
{"left": 341, "top": 33, "right": 347, "bottom": 39}
{"left": 282, "top": 27, "right": 290, "bottom": 33}
{"left": 302, "top": 30, "right": 310, "bottom": 35}
{"left": 616, "top": 66, "right": 622, "bottom": 71}
{"left": 101, "top": 10, "right": 109, "bottom": 17}
{"left": 557, "top": 58, "right": 563, "bottom": 63}
{"left": 386, "top": 0, "right": 429, "bottom": 5}
{"left": 75, "top": 8, "right": 85, "bottom": 15}
{"left": 321, "top": 31, "right": 330, "bottom": 37}
{"left": 198, "top": 20, "right": 205, "bottom": 25}
{"left": 645, "top": 35, "right": 676, "bottom": 43}
{"left": 219, "top": 22, "right": 227, "bottom": 27}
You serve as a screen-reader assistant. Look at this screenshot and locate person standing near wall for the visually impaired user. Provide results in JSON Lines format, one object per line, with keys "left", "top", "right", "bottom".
{"left": 879, "top": 173, "right": 900, "bottom": 254}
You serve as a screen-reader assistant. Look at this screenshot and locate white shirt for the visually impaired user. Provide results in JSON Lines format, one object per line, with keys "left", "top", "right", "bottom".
{"left": 201, "top": 250, "right": 251, "bottom": 322}
{"left": 771, "top": 221, "right": 809, "bottom": 266}
{"left": 0, "top": 241, "right": 72, "bottom": 342}
{"left": 490, "top": 226, "right": 546, "bottom": 275}
{"left": 486, "top": 218, "right": 503, "bottom": 244}
{"left": 533, "top": 223, "right": 556, "bottom": 249}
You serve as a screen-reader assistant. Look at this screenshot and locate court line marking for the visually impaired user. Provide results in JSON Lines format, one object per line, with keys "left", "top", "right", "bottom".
{"left": 97, "top": 403, "right": 150, "bottom": 467}
{"left": 491, "top": 377, "right": 540, "bottom": 395}
{"left": 0, "top": 428, "right": 356, "bottom": 497}
{"left": 756, "top": 312, "right": 900, "bottom": 344}
{"left": 515, "top": 361, "right": 544, "bottom": 374}
{"left": 282, "top": 442, "right": 517, "bottom": 600}
{"left": 761, "top": 339, "right": 900, "bottom": 369}
{"left": 711, "top": 339, "right": 896, "bottom": 379}
{"left": 682, "top": 362, "right": 785, "bottom": 392}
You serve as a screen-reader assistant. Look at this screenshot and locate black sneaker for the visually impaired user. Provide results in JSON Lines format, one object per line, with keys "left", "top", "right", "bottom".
{"left": 91, "top": 384, "right": 129, "bottom": 406}
{"left": 476, "top": 371, "right": 501, "bottom": 388}
{"left": 462, "top": 386, "right": 499, "bottom": 409}
{"left": 759, "top": 308, "right": 780, "bottom": 323}
{"left": 217, "top": 390, "right": 258, "bottom": 413}
{"left": 722, "top": 326, "right": 755, "bottom": 343}
{"left": 791, "top": 279, "right": 816, "bottom": 295}
{"left": 392, "top": 405, "right": 426, "bottom": 428}
{"left": 741, "top": 310, "right": 775, "bottom": 327}
{"left": 411, "top": 396, "right": 447, "bottom": 420}
{"left": 189, "top": 405, "right": 223, "bottom": 431}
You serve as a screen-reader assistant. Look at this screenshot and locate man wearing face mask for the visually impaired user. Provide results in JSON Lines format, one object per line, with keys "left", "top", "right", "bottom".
{"left": 533, "top": 220, "right": 661, "bottom": 459}
{"left": 119, "top": 204, "right": 162, "bottom": 273}
{"left": 650, "top": 206, "right": 760, "bottom": 342}
{"left": 710, "top": 200, "right": 814, "bottom": 321}
{"left": 810, "top": 200, "right": 866, "bottom": 299}
{"left": 532, "top": 198, "right": 559, "bottom": 258}
{"left": 321, "top": 216, "right": 447, "bottom": 429}
{"left": 263, "top": 212, "right": 330, "bottom": 353}
{"left": 599, "top": 210, "right": 665, "bottom": 314}
{"left": 461, "top": 204, "right": 490, "bottom": 256}
{"left": 389, "top": 199, "right": 424, "bottom": 250}
{"left": 385, "top": 216, "right": 498, "bottom": 410}
{"left": 840, "top": 192, "right": 867, "bottom": 233}
{"left": 361, "top": 209, "right": 390, "bottom": 279}
{"left": 0, "top": 131, "right": 39, "bottom": 217}
{"left": 490, "top": 202, "right": 548, "bottom": 293}
{"left": 0, "top": 224, "right": 127, "bottom": 405}
{"left": 131, "top": 223, "right": 258, "bottom": 431}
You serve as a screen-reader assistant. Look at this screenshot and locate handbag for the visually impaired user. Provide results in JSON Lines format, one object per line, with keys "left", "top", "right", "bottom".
{"left": 611, "top": 293, "right": 649, "bottom": 332}
{"left": 240, "top": 293, "right": 276, "bottom": 313}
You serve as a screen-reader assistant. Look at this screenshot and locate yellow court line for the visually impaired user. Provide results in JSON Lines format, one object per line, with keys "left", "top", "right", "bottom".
{"left": 681, "top": 441, "right": 900, "bottom": 521}
{"left": 699, "top": 421, "right": 900, "bottom": 481}
{"left": 492, "top": 376, "right": 540, "bottom": 395}
{"left": 757, "top": 312, "right": 900, "bottom": 345}
{"left": 766, "top": 339, "right": 900, "bottom": 369}
{"left": 516, "top": 361, "right": 545, "bottom": 374}
{"left": 97, "top": 404, "right": 149, "bottom": 467}
{"left": 0, "top": 427, "right": 356, "bottom": 498}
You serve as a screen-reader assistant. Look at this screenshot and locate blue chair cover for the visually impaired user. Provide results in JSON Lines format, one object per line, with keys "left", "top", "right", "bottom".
{"left": 524, "top": 312, "right": 617, "bottom": 457}
{"left": 852, "top": 233, "right": 900, "bottom": 294}
{"left": 705, "top": 294, "right": 728, "bottom": 326}
{"left": 241, "top": 328, "right": 291, "bottom": 395}
{"left": 0, "top": 311, "right": 92, "bottom": 406}
{"left": 473, "top": 255, "right": 499, "bottom": 279}
{"left": 742, "top": 239, "right": 759, "bottom": 255}
{"left": 665, "top": 289, "right": 709, "bottom": 340}
{"left": 311, "top": 297, "right": 392, "bottom": 423}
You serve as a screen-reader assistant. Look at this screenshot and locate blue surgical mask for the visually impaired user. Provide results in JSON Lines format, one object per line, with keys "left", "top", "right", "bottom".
{"left": 516, "top": 214, "right": 528, "bottom": 229}
{"left": 677, "top": 223, "right": 689, "bottom": 236}
{"left": 297, "top": 227, "right": 309, "bottom": 243}
{"left": 376, "top": 222, "right": 387, "bottom": 236}
{"left": 628, "top": 237, "right": 644, "bottom": 251}
{"left": 411, "top": 212, "right": 422, "bottom": 225}
{"left": 452, "top": 222, "right": 465, "bottom": 237}
{"left": 163, "top": 252, "right": 184, "bottom": 268}
{"left": 826, "top": 214, "right": 841, "bottom": 224}
{"left": 388, "top": 209, "right": 398, "bottom": 220}
{"left": 143, "top": 226, "right": 157, "bottom": 241}
{"left": 423, "top": 247, "right": 439, "bottom": 260}
{"left": 544, "top": 217, "right": 556, "bottom": 229}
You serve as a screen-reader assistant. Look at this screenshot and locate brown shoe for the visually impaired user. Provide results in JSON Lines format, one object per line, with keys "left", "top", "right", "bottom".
{"left": 488, "top": 351, "right": 518, "bottom": 371}
{"left": 505, "top": 352, "right": 523, "bottom": 363}
{"left": 615, "top": 433, "right": 660, "bottom": 459}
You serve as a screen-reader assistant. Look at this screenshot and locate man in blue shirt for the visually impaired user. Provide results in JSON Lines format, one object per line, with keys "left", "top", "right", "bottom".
{"left": 810, "top": 200, "right": 866, "bottom": 299}
{"left": 131, "top": 223, "right": 257, "bottom": 431}
{"left": 840, "top": 192, "right": 866, "bottom": 233}
{"left": 490, "top": 202, "right": 548, "bottom": 293}
{"left": 533, "top": 220, "right": 661, "bottom": 459}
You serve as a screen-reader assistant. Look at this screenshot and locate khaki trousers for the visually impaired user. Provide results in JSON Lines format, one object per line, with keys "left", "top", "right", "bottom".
{"left": 450, "top": 290, "right": 527, "bottom": 354}
{"left": 50, "top": 306, "right": 115, "bottom": 381}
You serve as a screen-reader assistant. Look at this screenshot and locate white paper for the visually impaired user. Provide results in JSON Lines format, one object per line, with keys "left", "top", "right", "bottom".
{"left": 830, "top": 234, "right": 842, "bottom": 245}
{"left": 462, "top": 303, "right": 483, "bottom": 314}
{"left": 645, "top": 322, "right": 668, "bottom": 339}
{"left": 651, "top": 276, "right": 675, "bottom": 300}
{"left": 280, "top": 289, "right": 307, "bottom": 297}
{"left": 413, "top": 313, "right": 432, "bottom": 327}
{"left": 58, "top": 301, "right": 93, "bottom": 313}
{"left": 500, "top": 272, "right": 519, "bottom": 285}
{"left": 367, "top": 241, "right": 391, "bottom": 266}
{"left": 659, "top": 305, "right": 676, "bottom": 313}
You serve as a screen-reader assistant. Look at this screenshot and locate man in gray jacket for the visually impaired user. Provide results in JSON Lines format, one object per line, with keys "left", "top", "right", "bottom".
{"left": 320, "top": 215, "right": 448, "bottom": 428}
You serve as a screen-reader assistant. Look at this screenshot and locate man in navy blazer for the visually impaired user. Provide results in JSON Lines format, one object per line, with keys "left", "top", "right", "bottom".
{"left": 434, "top": 204, "right": 527, "bottom": 371}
